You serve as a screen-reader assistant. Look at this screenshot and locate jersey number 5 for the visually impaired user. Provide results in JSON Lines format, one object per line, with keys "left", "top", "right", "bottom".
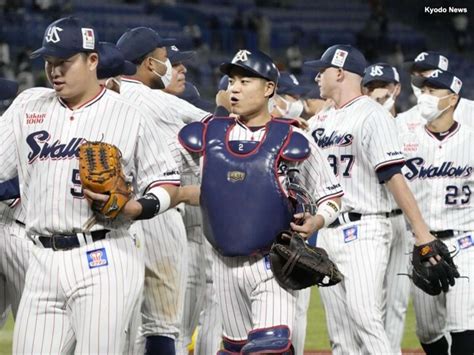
{"left": 445, "top": 185, "right": 471, "bottom": 205}
{"left": 71, "top": 169, "right": 84, "bottom": 198}
{"left": 327, "top": 154, "right": 355, "bottom": 177}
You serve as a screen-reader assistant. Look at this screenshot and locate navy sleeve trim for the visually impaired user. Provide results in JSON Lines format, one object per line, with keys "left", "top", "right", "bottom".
{"left": 376, "top": 163, "right": 404, "bottom": 184}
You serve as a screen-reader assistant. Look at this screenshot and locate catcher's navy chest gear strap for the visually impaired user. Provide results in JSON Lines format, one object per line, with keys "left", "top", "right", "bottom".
{"left": 200, "top": 117, "right": 307, "bottom": 256}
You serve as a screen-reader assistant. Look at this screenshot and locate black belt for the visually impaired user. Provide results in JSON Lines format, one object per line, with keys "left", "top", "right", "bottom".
{"left": 328, "top": 210, "right": 402, "bottom": 228}
{"left": 37, "top": 230, "right": 110, "bottom": 251}
{"left": 430, "top": 230, "right": 454, "bottom": 239}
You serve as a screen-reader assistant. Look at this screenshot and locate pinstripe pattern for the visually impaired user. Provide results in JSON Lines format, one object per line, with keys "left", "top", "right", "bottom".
{"left": 310, "top": 96, "right": 405, "bottom": 214}
{"left": 120, "top": 79, "right": 209, "bottom": 344}
{"left": 454, "top": 98, "right": 474, "bottom": 129}
{"left": 194, "top": 238, "right": 223, "bottom": 354}
{"left": 212, "top": 250, "right": 297, "bottom": 341}
{"left": 401, "top": 120, "right": 474, "bottom": 344}
{"left": 0, "top": 88, "right": 180, "bottom": 235}
{"left": 13, "top": 231, "right": 144, "bottom": 354}
{"left": 292, "top": 287, "right": 311, "bottom": 355}
{"left": 383, "top": 213, "right": 412, "bottom": 354}
{"left": 318, "top": 217, "right": 393, "bottom": 354}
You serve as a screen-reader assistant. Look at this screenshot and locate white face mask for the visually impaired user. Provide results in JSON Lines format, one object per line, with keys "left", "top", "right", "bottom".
{"left": 417, "top": 93, "right": 452, "bottom": 122}
{"left": 276, "top": 96, "right": 304, "bottom": 118}
{"left": 151, "top": 57, "right": 173, "bottom": 87}
{"left": 411, "top": 83, "right": 422, "bottom": 99}
{"left": 268, "top": 97, "right": 275, "bottom": 112}
{"left": 382, "top": 94, "right": 395, "bottom": 112}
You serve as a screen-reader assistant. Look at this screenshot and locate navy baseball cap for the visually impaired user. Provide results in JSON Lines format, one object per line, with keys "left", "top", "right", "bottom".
{"left": 362, "top": 63, "right": 400, "bottom": 86}
{"left": 277, "top": 72, "right": 310, "bottom": 96}
{"left": 304, "top": 44, "right": 367, "bottom": 76}
{"left": 31, "top": 17, "right": 98, "bottom": 59}
{"left": 404, "top": 51, "right": 449, "bottom": 73}
{"left": 0, "top": 78, "right": 18, "bottom": 99}
{"left": 412, "top": 70, "right": 462, "bottom": 94}
{"left": 97, "top": 42, "right": 136, "bottom": 80}
{"left": 218, "top": 75, "right": 229, "bottom": 91}
{"left": 178, "top": 82, "right": 214, "bottom": 112}
{"left": 167, "top": 45, "right": 195, "bottom": 65}
{"left": 116, "top": 27, "right": 175, "bottom": 63}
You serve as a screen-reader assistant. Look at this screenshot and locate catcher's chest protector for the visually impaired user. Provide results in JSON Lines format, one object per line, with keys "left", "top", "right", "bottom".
{"left": 200, "top": 118, "right": 302, "bottom": 256}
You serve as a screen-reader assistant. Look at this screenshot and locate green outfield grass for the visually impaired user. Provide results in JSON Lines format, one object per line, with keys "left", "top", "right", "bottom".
{"left": 0, "top": 288, "right": 421, "bottom": 354}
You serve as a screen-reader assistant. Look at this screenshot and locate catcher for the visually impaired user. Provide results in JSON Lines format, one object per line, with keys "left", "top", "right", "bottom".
{"left": 401, "top": 70, "right": 469, "bottom": 355}
{"left": 175, "top": 49, "right": 344, "bottom": 354}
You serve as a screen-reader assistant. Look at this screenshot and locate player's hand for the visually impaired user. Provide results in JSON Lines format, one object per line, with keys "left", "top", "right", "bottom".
{"left": 83, "top": 189, "right": 142, "bottom": 220}
{"left": 414, "top": 231, "right": 440, "bottom": 265}
{"left": 290, "top": 213, "right": 324, "bottom": 239}
{"left": 216, "top": 90, "right": 231, "bottom": 111}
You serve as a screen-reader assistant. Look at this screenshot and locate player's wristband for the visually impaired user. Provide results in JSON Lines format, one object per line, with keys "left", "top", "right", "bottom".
{"left": 136, "top": 187, "right": 171, "bottom": 220}
{"left": 317, "top": 199, "right": 341, "bottom": 228}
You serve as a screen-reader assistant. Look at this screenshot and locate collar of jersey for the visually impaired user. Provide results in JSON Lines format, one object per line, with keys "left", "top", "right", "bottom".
{"left": 336, "top": 95, "right": 365, "bottom": 110}
{"left": 236, "top": 118, "right": 266, "bottom": 132}
{"left": 121, "top": 77, "right": 143, "bottom": 85}
{"left": 424, "top": 121, "right": 460, "bottom": 143}
{"left": 57, "top": 86, "right": 106, "bottom": 111}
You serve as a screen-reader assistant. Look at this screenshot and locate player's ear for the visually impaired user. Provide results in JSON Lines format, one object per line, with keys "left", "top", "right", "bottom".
{"left": 336, "top": 68, "right": 344, "bottom": 82}
{"left": 393, "top": 83, "right": 401, "bottom": 98}
{"left": 87, "top": 52, "right": 99, "bottom": 71}
{"left": 264, "top": 81, "right": 275, "bottom": 98}
{"left": 449, "top": 93, "right": 459, "bottom": 108}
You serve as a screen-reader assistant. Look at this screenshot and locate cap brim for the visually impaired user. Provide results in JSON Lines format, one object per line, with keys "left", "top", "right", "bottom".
{"left": 123, "top": 60, "right": 137, "bottom": 76}
{"left": 403, "top": 61, "right": 438, "bottom": 73}
{"left": 30, "top": 46, "right": 84, "bottom": 59}
{"left": 303, "top": 60, "right": 331, "bottom": 71}
{"left": 220, "top": 62, "right": 270, "bottom": 80}
{"left": 304, "top": 86, "right": 321, "bottom": 99}
{"left": 169, "top": 51, "right": 195, "bottom": 65}
{"left": 0, "top": 79, "right": 18, "bottom": 99}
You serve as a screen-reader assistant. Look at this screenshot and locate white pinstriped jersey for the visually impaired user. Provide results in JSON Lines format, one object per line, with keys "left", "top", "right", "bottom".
{"left": 309, "top": 95, "right": 405, "bottom": 214}
{"left": 0, "top": 199, "right": 24, "bottom": 224}
{"left": 400, "top": 123, "right": 474, "bottom": 231}
{"left": 0, "top": 87, "right": 180, "bottom": 236}
{"left": 173, "top": 118, "right": 344, "bottom": 205}
{"left": 120, "top": 78, "right": 211, "bottom": 229}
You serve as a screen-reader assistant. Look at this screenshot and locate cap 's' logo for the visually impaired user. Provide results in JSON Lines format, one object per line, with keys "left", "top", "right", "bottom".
{"left": 170, "top": 45, "right": 179, "bottom": 51}
{"left": 290, "top": 74, "right": 299, "bottom": 85}
{"left": 233, "top": 50, "right": 251, "bottom": 62}
{"left": 45, "top": 26, "right": 63, "bottom": 43}
{"left": 393, "top": 67, "right": 400, "bottom": 82}
{"left": 370, "top": 65, "right": 384, "bottom": 77}
{"left": 415, "top": 52, "right": 428, "bottom": 62}
{"left": 430, "top": 69, "right": 442, "bottom": 78}
{"left": 227, "top": 171, "right": 246, "bottom": 182}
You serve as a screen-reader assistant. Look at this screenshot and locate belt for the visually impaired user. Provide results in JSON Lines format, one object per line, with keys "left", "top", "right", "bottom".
{"left": 36, "top": 230, "right": 110, "bottom": 251}
{"left": 328, "top": 210, "right": 401, "bottom": 228}
{"left": 430, "top": 230, "right": 455, "bottom": 239}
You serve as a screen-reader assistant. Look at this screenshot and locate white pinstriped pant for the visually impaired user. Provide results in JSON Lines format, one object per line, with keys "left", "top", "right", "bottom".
{"left": 383, "top": 214, "right": 412, "bottom": 354}
{"left": 413, "top": 231, "right": 474, "bottom": 344}
{"left": 13, "top": 231, "right": 144, "bottom": 354}
{"left": 0, "top": 222, "right": 31, "bottom": 326}
{"left": 212, "top": 250, "right": 297, "bottom": 344}
{"left": 317, "top": 216, "right": 392, "bottom": 355}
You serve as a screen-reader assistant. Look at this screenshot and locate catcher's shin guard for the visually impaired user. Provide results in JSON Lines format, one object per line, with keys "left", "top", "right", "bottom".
{"left": 241, "top": 325, "right": 294, "bottom": 354}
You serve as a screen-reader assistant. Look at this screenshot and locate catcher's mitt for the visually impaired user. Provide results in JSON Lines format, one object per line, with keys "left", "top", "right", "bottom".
{"left": 412, "top": 239, "right": 460, "bottom": 296}
{"left": 269, "top": 231, "right": 343, "bottom": 290}
{"left": 79, "top": 142, "right": 132, "bottom": 219}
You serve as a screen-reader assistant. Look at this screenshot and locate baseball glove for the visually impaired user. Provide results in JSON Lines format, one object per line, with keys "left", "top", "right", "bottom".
{"left": 79, "top": 141, "right": 132, "bottom": 219}
{"left": 412, "top": 239, "right": 460, "bottom": 295}
{"left": 269, "top": 231, "right": 343, "bottom": 290}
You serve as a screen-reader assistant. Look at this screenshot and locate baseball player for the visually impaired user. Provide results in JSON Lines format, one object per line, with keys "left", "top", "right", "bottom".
{"left": 0, "top": 17, "right": 189, "bottom": 354}
{"left": 402, "top": 70, "right": 473, "bottom": 355}
{"left": 116, "top": 27, "right": 212, "bottom": 354}
{"left": 362, "top": 63, "right": 411, "bottom": 354}
{"left": 0, "top": 79, "right": 31, "bottom": 329}
{"left": 164, "top": 45, "right": 195, "bottom": 97}
{"left": 399, "top": 51, "right": 474, "bottom": 132}
{"left": 176, "top": 48, "right": 344, "bottom": 354}
{"left": 306, "top": 44, "right": 452, "bottom": 354}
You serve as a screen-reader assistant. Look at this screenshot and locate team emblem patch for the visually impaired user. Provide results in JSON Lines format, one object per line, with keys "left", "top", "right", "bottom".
{"left": 81, "top": 28, "right": 95, "bottom": 50}
{"left": 331, "top": 49, "right": 348, "bottom": 67}
{"left": 227, "top": 171, "right": 246, "bottom": 182}
{"left": 420, "top": 245, "right": 432, "bottom": 256}
{"left": 87, "top": 248, "right": 108, "bottom": 269}
{"left": 457, "top": 235, "right": 473, "bottom": 250}
{"left": 343, "top": 226, "right": 358, "bottom": 243}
